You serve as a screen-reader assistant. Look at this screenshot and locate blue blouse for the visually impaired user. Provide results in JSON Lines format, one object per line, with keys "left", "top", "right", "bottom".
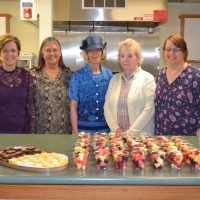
{"left": 69, "top": 64, "right": 113, "bottom": 134}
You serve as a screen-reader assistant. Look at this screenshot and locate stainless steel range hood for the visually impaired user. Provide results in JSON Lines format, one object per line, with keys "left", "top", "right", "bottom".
{"left": 68, "top": 0, "right": 167, "bottom": 21}
{"left": 54, "top": 0, "right": 166, "bottom": 75}
{"left": 54, "top": 0, "right": 168, "bottom": 33}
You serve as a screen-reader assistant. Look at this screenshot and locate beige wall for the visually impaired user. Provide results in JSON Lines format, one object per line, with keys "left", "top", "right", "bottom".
{"left": 1, "top": 1, "right": 200, "bottom": 66}
{"left": 159, "top": 2, "right": 200, "bottom": 66}
{"left": 53, "top": 0, "right": 68, "bottom": 21}
{"left": 0, "top": 0, "right": 67, "bottom": 64}
{"left": 0, "top": 0, "right": 39, "bottom": 64}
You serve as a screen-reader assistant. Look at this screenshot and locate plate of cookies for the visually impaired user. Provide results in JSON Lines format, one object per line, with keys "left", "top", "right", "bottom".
{"left": 0, "top": 146, "right": 69, "bottom": 172}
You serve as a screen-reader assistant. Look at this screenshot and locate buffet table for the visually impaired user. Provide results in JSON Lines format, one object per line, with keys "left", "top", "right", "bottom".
{"left": 0, "top": 134, "right": 200, "bottom": 200}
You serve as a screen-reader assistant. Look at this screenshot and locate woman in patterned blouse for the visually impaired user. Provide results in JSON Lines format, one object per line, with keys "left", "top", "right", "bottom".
{"left": 0, "top": 34, "right": 36, "bottom": 133}
{"left": 155, "top": 35, "right": 200, "bottom": 135}
{"left": 104, "top": 38, "right": 155, "bottom": 137}
{"left": 69, "top": 35, "right": 112, "bottom": 134}
{"left": 30, "top": 37, "right": 72, "bottom": 134}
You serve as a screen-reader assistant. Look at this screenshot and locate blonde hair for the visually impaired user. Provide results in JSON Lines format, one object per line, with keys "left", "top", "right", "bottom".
{"left": 118, "top": 38, "right": 142, "bottom": 66}
{"left": 82, "top": 49, "right": 107, "bottom": 61}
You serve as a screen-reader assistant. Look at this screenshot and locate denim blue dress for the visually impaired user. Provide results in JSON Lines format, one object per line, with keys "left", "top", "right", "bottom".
{"left": 69, "top": 64, "right": 112, "bottom": 134}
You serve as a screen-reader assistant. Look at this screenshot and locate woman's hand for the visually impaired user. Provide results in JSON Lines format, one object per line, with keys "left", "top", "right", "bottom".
{"left": 127, "top": 130, "right": 134, "bottom": 137}
{"left": 116, "top": 128, "right": 125, "bottom": 134}
{"left": 70, "top": 100, "right": 78, "bottom": 135}
{"left": 197, "top": 128, "right": 200, "bottom": 136}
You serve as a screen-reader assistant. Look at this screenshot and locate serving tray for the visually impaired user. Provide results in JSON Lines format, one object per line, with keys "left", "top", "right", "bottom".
{"left": 0, "top": 146, "right": 69, "bottom": 172}
{"left": 0, "top": 160, "right": 68, "bottom": 172}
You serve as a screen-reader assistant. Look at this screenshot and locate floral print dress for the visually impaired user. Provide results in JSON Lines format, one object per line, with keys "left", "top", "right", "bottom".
{"left": 155, "top": 65, "right": 200, "bottom": 135}
{"left": 30, "top": 67, "right": 72, "bottom": 134}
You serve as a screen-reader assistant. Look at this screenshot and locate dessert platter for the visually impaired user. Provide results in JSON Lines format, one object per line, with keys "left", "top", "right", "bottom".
{"left": 0, "top": 146, "right": 69, "bottom": 172}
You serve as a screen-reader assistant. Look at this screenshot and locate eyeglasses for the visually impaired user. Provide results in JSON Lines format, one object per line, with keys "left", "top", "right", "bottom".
{"left": 164, "top": 48, "right": 182, "bottom": 53}
{"left": 43, "top": 48, "right": 60, "bottom": 54}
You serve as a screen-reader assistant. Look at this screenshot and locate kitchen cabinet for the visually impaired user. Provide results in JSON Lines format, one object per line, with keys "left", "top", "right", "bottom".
{"left": 0, "top": 134, "right": 199, "bottom": 200}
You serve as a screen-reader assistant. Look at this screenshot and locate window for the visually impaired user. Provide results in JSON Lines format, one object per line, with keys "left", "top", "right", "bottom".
{"left": 116, "top": 0, "right": 125, "bottom": 7}
{"left": 83, "top": 0, "right": 126, "bottom": 8}
{"left": 84, "top": 0, "right": 93, "bottom": 7}
{"left": 105, "top": 0, "right": 115, "bottom": 7}
{"left": 95, "top": 0, "right": 104, "bottom": 7}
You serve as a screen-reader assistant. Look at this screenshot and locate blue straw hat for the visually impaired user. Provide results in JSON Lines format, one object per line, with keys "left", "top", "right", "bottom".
{"left": 80, "top": 35, "right": 107, "bottom": 51}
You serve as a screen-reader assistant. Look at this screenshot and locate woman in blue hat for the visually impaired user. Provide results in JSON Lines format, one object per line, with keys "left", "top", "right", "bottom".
{"left": 69, "top": 35, "right": 113, "bottom": 134}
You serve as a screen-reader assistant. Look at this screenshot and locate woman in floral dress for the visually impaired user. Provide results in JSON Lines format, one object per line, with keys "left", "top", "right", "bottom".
{"left": 30, "top": 37, "right": 71, "bottom": 134}
{"left": 155, "top": 35, "right": 200, "bottom": 135}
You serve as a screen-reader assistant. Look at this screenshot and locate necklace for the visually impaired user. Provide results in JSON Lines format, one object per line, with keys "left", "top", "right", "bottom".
{"left": 0, "top": 66, "right": 21, "bottom": 87}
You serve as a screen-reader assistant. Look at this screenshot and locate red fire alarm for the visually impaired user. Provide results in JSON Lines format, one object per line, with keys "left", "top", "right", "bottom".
{"left": 23, "top": 8, "right": 32, "bottom": 19}
{"left": 20, "top": 1, "right": 37, "bottom": 21}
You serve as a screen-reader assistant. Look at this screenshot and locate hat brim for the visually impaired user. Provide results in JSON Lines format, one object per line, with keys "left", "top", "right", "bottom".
{"left": 81, "top": 42, "right": 107, "bottom": 51}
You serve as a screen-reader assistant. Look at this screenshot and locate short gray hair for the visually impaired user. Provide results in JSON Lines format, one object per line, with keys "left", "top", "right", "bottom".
{"left": 118, "top": 38, "right": 142, "bottom": 66}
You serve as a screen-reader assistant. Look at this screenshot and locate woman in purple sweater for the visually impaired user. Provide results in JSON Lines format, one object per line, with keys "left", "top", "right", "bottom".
{"left": 0, "top": 34, "right": 36, "bottom": 133}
